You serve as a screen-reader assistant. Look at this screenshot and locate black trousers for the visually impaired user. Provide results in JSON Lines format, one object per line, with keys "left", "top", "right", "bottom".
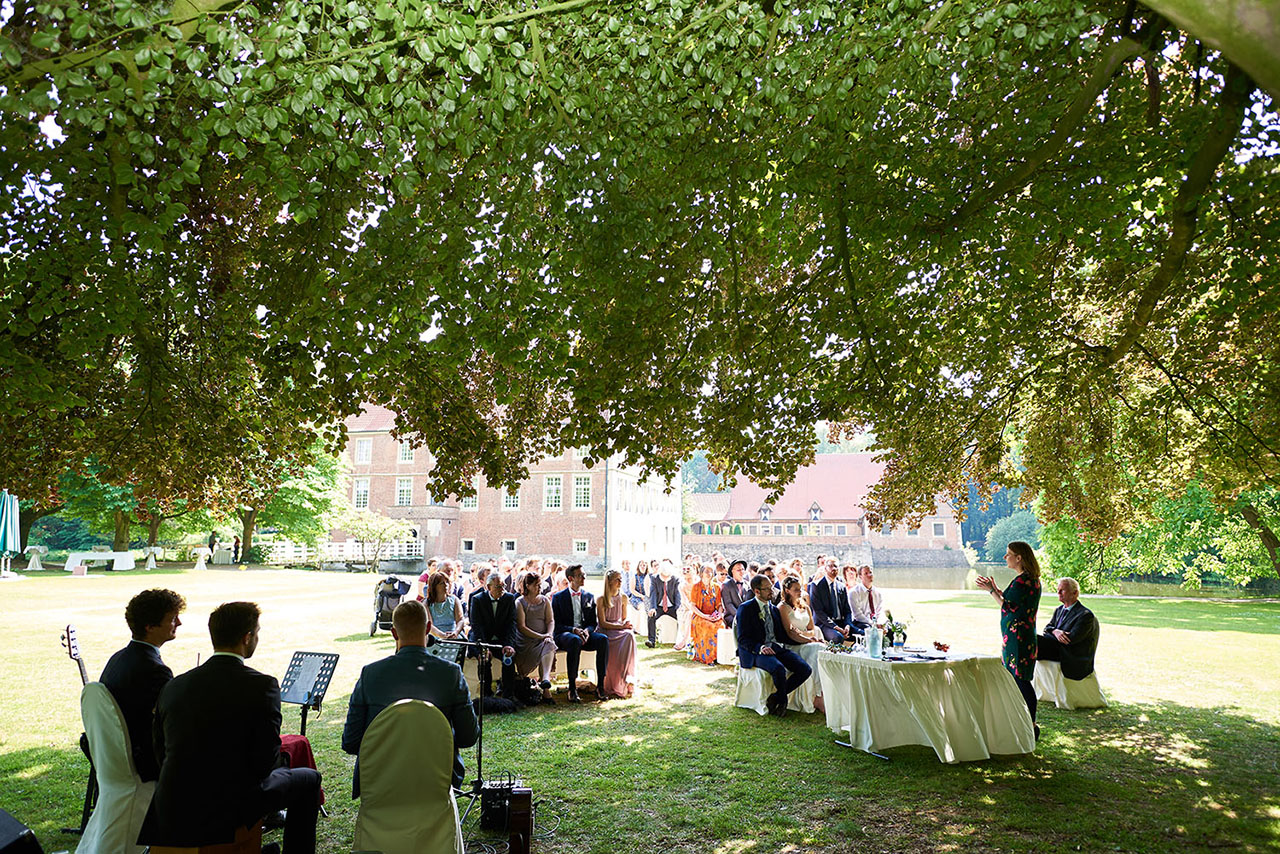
{"left": 262, "top": 767, "right": 322, "bottom": 854}
{"left": 475, "top": 652, "right": 516, "bottom": 698}
{"left": 555, "top": 630, "right": 609, "bottom": 688}
{"left": 1013, "top": 676, "right": 1037, "bottom": 724}
{"left": 647, "top": 605, "right": 678, "bottom": 644}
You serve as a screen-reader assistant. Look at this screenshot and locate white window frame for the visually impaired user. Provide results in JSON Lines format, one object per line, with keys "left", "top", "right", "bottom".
{"left": 933, "top": 522, "right": 946, "bottom": 537}
{"left": 573, "top": 474, "right": 592, "bottom": 510}
{"left": 837, "top": 524, "right": 848, "bottom": 536}
{"left": 785, "top": 524, "right": 796, "bottom": 535}
{"left": 544, "top": 475, "right": 563, "bottom": 510}
{"left": 572, "top": 539, "right": 589, "bottom": 554}
{"left": 907, "top": 526, "right": 920, "bottom": 537}
{"left": 353, "top": 478, "right": 370, "bottom": 509}
{"left": 398, "top": 440, "right": 414, "bottom": 463}
{"left": 461, "top": 539, "right": 476, "bottom": 553}
{"left": 395, "top": 477, "right": 413, "bottom": 506}
{"left": 461, "top": 494, "right": 478, "bottom": 510}
{"left": 354, "top": 438, "right": 372, "bottom": 464}
{"left": 503, "top": 490, "right": 521, "bottom": 511}
{"left": 824, "top": 524, "right": 834, "bottom": 535}
{"left": 501, "top": 538, "right": 517, "bottom": 553}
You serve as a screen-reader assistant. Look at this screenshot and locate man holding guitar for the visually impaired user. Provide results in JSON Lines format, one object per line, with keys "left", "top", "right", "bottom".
{"left": 99, "top": 589, "right": 187, "bottom": 781}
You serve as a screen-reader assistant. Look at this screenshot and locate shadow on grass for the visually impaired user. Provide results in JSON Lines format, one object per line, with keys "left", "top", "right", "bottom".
{"left": 7, "top": 694, "right": 1279, "bottom": 854}
{"left": 927, "top": 594, "right": 1280, "bottom": 634}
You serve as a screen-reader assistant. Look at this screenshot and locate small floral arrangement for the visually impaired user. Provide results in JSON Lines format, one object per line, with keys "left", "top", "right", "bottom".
{"left": 883, "top": 610, "right": 910, "bottom": 640}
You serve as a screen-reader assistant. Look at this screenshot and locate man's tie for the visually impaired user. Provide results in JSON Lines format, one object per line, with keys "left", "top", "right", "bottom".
{"left": 662, "top": 584, "right": 670, "bottom": 610}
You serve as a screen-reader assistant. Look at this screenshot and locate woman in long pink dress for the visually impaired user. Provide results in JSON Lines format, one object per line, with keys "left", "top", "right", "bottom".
{"left": 597, "top": 570, "right": 637, "bottom": 699}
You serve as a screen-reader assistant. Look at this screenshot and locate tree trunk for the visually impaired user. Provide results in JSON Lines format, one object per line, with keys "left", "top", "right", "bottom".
{"left": 113, "top": 511, "right": 131, "bottom": 552}
{"left": 17, "top": 502, "right": 61, "bottom": 555}
{"left": 147, "top": 515, "right": 162, "bottom": 548}
{"left": 1239, "top": 503, "right": 1280, "bottom": 576}
{"left": 239, "top": 507, "right": 259, "bottom": 558}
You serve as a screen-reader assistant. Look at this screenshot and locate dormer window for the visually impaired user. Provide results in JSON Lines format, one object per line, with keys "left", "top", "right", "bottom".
{"left": 759, "top": 505, "right": 771, "bottom": 522}
{"left": 809, "top": 502, "right": 823, "bottom": 523}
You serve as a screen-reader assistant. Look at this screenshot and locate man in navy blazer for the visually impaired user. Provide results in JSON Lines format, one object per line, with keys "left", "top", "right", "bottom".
{"left": 551, "top": 564, "right": 610, "bottom": 702}
{"left": 1037, "top": 577, "right": 1100, "bottom": 680}
{"left": 646, "top": 559, "right": 681, "bottom": 647}
{"left": 143, "top": 602, "right": 321, "bottom": 854}
{"left": 343, "top": 600, "right": 478, "bottom": 793}
{"left": 468, "top": 574, "right": 519, "bottom": 698}
{"left": 99, "top": 588, "right": 186, "bottom": 782}
{"left": 737, "top": 575, "right": 812, "bottom": 717}
{"left": 810, "top": 562, "right": 853, "bottom": 642}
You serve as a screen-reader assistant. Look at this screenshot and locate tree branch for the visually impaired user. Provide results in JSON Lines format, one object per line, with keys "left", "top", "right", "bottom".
{"left": 1102, "top": 61, "right": 1253, "bottom": 367}
{"left": 949, "top": 36, "right": 1146, "bottom": 225}
{"left": 1239, "top": 503, "right": 1280, "bottom": 576}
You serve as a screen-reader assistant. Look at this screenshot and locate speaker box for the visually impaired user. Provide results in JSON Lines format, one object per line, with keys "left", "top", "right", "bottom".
{"left": 0, "top": 809, "right": 42, "bottom": 854}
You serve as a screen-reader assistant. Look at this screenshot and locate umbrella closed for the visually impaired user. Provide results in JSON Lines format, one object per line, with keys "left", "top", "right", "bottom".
{"left": 0, "top": 490, "right": 20, "bottom": 576}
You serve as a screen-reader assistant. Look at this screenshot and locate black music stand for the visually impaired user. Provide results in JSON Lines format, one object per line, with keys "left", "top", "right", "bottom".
{"left": 280, "top": 651, "right": 339, "bottom": 737}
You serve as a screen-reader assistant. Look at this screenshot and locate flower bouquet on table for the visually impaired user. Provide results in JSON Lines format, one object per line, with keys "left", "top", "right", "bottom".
{"left": 883, "top": 611, "right": 910, "bottom": 647}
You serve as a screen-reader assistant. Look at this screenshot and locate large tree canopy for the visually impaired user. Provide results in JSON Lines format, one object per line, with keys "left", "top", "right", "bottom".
{"left": 2, "top": 0, "right": 1277, "bottom": 557}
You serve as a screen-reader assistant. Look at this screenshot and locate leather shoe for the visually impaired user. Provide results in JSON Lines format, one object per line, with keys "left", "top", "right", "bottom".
{"left": 645, "top": 640, "right": 655, "bottom": 648}
{"left": 538, "top": 679, "right": 552, "bottom": 691}
{"left": 568, "top": 691, "right": 581, "bottom": 703}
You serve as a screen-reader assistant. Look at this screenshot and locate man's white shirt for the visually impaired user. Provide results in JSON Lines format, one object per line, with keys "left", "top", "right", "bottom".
{"left": 848, "top": 583, "right": 883, "bottom": 625}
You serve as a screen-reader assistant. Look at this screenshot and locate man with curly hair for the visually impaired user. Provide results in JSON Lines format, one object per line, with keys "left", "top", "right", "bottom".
{"left": 99, "top": 588, "right": 186, "bottom": 781}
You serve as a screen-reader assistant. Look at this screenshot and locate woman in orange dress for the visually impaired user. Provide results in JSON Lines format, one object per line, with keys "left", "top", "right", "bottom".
{"left": 689, "top": 564, "right": 725, "bottom": 665}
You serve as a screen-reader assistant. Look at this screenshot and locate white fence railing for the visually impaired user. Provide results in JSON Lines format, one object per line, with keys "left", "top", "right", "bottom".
{"left": 267, "top": 539, "right": 425, "bottom": 565}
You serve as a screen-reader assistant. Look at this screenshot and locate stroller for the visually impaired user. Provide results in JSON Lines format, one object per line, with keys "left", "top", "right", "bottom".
{"left": 370, "top": 575, "right": 412, "bottom": 636}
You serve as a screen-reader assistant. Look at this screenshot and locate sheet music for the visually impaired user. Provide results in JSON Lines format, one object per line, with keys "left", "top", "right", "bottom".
{"left": 282, "top": 656, "right": 322, "bottom": 705}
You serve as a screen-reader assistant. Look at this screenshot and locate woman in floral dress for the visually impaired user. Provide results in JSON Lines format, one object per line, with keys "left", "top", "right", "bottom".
{"left": 688, "top": 564, "right": 724, "bottom": 664}
{"left": 976, "top": 540, "right": 1042, "bottom": 738}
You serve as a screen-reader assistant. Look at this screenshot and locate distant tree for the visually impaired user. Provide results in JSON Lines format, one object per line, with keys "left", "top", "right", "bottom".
{"left": 27, "top": 514, "right": 110, "bottom": 552}
{"left": 960, "top": 484, "right": 1025, "bottom": 548}
{"left": 236, "top": 442, "right": 343, "bottom": 553}
{"left": 681, "top": 452, "right": 726, "bottom": 493}
{"left": 337, "top": 508, "right": 413, "bottom": 574}
{"left": 983, "top": 511, "right": 1042, "bottom": 563}
{"left": 815, "top": 424, "right": 877, "bottom": 454}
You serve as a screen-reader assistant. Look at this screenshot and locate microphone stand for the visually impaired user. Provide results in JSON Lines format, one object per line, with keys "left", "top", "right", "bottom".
{"left": 428, "top": 635, "right": 507, "bottom": 824}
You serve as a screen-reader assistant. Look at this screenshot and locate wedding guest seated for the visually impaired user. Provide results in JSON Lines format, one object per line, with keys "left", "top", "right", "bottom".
{"left": 674, "top": 565, "right": 696, "bottom": 651}
{"left": 424, "top": 571, "right": 467, "bottom": 665}
{"left": 343, "top": 601, "right": 478, "bottom": 792}
{"left": 597, "top": 570, "right": 637, "bottom": 698}
{"left": 626, "top": 560, "right": 650, "bottom": 612}
{"left": 848, "top": 564, "right": 884, "bottom": 634}
{"left": 1037, "top": 577, "right": 1099, "bottom": 679}
{"left": 779, "top": 576, "right": 825, "bottom": 713}
{"left": 721, "top": 559, "right": 750, "bottom": 628}
{"left": 551, "top": 564, "right": 610, "bottom": 703}
{"left": 810, "top": 561, "right": 853, "bottom": 642}
{"left": 760, "top": 566, "right": 782, "bottom": 604}
{"left": 415, "top": 557, "right": 439, "bottom": 602}
{"left": 646, "top": 559, "right": 681, "bottom": 648}
{"left": 514, "top": 571, "right": 557, "bottom": 702}
{"left": 737, "top": 575, "right": 811, "bottom": 717}
{"left": 688, "top": 564, "right": 724, "bottom": 665}
{"left": 468, "top": 574, "right": 519, "bottom": 698}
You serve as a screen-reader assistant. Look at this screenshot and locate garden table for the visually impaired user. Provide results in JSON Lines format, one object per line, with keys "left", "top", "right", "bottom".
{"left": 64, "top": 550, "right": 136, "bottom": 571}
{"left": 817, "top": 649, "right": 1034, "bottom": 763}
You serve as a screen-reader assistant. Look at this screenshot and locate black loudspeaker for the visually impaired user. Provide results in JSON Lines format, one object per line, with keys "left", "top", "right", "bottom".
{"left": 0, "top": 809, "right": 43, "bottom": 854}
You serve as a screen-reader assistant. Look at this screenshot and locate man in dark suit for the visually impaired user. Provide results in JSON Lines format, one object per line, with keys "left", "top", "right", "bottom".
{"left": 646, "top": 559, "right": 681, "bottom": 648}
{"left": 551, "top": 564, "right": 610, "bottom": 703}
{"left": 143, "top": 602, "right": 321, "bottom": 854}
{"left": 99, "top": 588, "right": 186, "bottom": 781}
{"left": 468, "top": 574, "right": 519, "bottom": 698}
{"left": 720, "top": 560, "right": 749, "bottom": 629}
{"left": 343, "top": 600, "right": 478, "bottom": 793}
{"left": 737, "top": 575, "right": 812, "bottom": 717}
{"left": 1037, "top": 577, "right": 1100, "bottom": 680}
{"left": 810, "top": 562, "right": 853, "bottom": 642}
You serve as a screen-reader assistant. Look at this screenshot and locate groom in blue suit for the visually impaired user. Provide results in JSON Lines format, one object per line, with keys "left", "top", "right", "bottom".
{"left": 551, "top": 564, "right": 610, "bottom": 703}
{"left": 737, "top": 575, "right": 812, "bottom": 717}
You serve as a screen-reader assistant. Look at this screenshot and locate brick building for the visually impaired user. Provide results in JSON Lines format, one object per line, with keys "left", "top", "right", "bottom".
{"left": 336, "top": 404, "right": 682, "bottom": 568}
{"left": 684, "top": 453, "right": 967, "bottom": 569}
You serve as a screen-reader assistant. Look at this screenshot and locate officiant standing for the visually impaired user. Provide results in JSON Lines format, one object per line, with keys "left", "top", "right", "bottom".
{"left": 976, "top": 541, "right": 1042, "bottom": 740}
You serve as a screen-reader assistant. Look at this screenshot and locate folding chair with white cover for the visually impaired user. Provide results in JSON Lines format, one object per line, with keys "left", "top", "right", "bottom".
{"left": 654, "top": 614, "right": 678, "bottom": 645}
{"left": 353, "top": 699, "right": 464, "bottom": 854}
{"left": 730, "top": 619, "right": 816, "bottom": 714}
{"left": 1033, "top": 660, "right": 1108, "bottom": 710}
{"left": 76, "top": 682, "right": 154, "bottom": 854}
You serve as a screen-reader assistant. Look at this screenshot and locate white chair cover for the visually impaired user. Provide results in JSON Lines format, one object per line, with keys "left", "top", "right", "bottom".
{"left": 353, "top": 699, "right": 464, "bottom": 854}
{"left": 734, "top": 665, "right": 816, "bottom": 715}
{"left": 654, "top": 615, "right": 678, "bottom": 645}
{"left": 1033, "top": 660, "right": 1107, "bottom": 710}
{"left": 76, "top": 683, "right": 153, "bottom": 854}
{"left": 715, "top": 628, "right": 738, "bottom": 666}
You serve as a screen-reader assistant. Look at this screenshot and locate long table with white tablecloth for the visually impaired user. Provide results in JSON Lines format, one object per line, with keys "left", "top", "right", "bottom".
{"left": 817, "top": 649, "right": 1035, "bottom": 763}
{"left": 64, "top": 550, "right": 136, "bottom": 571}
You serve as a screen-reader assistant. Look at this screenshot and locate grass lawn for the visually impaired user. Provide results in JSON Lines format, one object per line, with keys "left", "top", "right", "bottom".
{"left": 2, "top": 567, "right": 1278, "bottom": 853}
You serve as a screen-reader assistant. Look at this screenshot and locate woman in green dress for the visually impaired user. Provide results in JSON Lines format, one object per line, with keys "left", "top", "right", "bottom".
{"left": 976, "top": 540, "right": 1042, "bottom": 739}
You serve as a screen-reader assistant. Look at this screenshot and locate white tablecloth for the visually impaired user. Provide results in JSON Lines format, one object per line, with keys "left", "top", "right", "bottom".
{"left": 65, "top": 551, "right": 136, "bottom": 571}
{"left": 817, "top": 650, "right": 1034, "bottom": 763}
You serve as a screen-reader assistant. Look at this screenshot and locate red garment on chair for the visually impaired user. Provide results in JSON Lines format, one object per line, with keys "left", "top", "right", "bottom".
{"left": 281, "top": 734, "right": 326, "bottom": 805}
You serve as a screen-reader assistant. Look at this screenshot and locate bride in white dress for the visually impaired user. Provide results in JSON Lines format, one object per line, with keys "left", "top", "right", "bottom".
{"left": 780, "top": 577, "right": 825, "bottom": 714}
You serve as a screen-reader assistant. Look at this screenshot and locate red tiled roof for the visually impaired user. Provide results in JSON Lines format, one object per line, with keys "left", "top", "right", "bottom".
{"left": 723, "top": 453, "right": 887, "bottom": 520}
{"left": 689, "top": 492, "right": 731, "bottom": 522}
{"left": 345, "top": 403, "right": 398, "bottom": 433}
